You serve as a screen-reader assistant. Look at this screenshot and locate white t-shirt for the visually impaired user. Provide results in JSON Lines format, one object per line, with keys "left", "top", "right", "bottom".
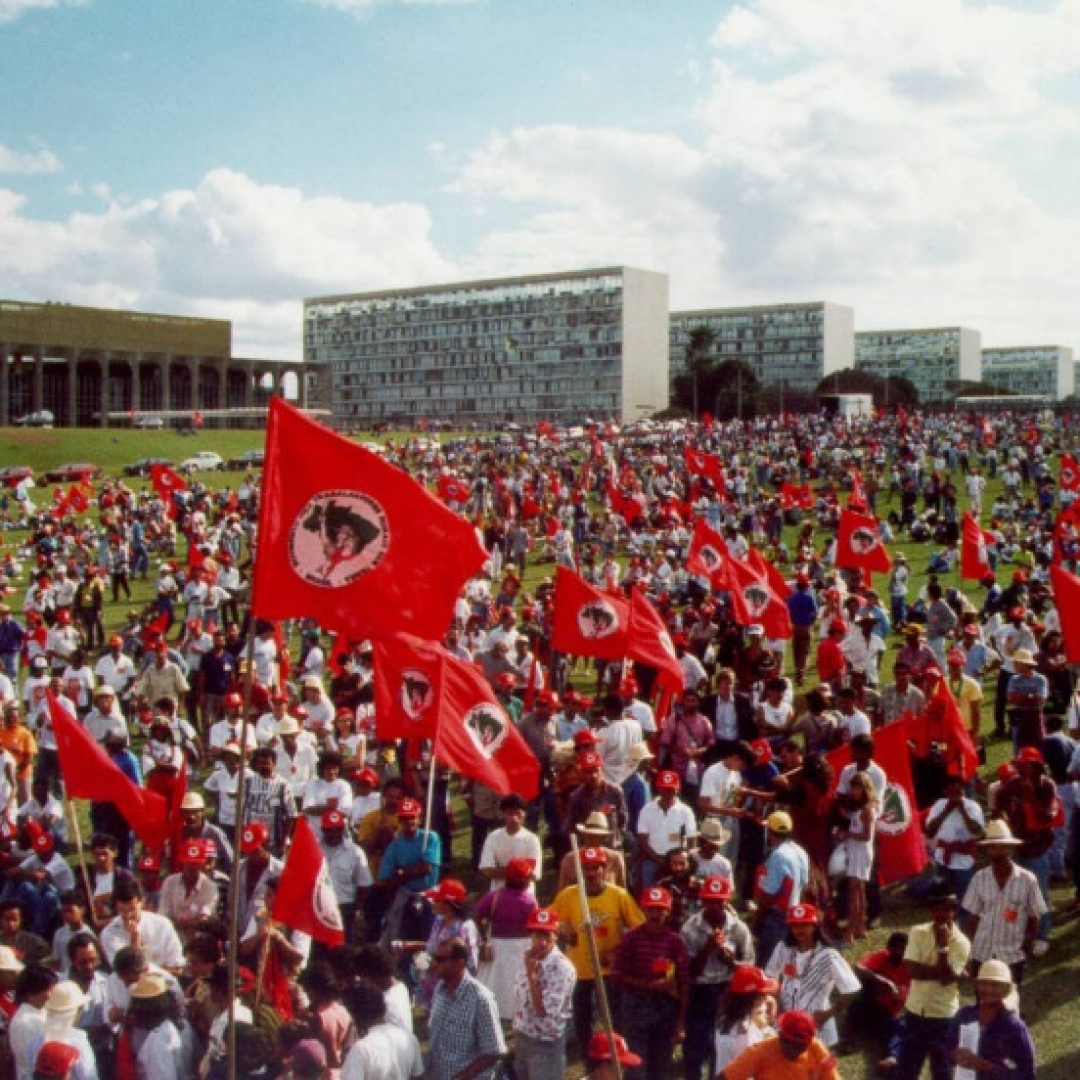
{"left": 637, "top": 799, "right": 698, "bottom": 854}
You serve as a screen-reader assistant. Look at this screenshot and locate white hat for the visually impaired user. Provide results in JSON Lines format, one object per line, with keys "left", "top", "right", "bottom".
{"left": 699, "top": 818, "right": 730, "bottom": 844}
{"left": 979, "top": 819, "right": 1023, "bottom": 846}
{"left": 46, "top": 980, "right": 87, "bottom": 1013}
{"left": 976, "top": 959, "right": 1019, "bottom": 1011}
{"left": 278, "top": 716, "right": 302, "bottom": 736}
{"left": 0, "top": 946, "right": 23, "bottom": 972}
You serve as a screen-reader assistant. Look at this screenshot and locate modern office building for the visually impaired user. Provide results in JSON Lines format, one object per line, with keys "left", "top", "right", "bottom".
{"left": 855, "top": 327, "right": 982, "bottom": 404}
{"left": 669, "top": 301, "right": 854, "bottom": 393}
{"left": 0, "top": 300, "right": 320, "bottom": 427}
{"left": 304, "top": 267, "right": 671, "bottom": 427}
{"left": 980, "top": 345, "right": 1075, "bottom": 401}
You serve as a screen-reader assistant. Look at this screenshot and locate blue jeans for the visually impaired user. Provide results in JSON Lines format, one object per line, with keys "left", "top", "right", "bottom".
{"left": 1018, "top": 850, "right": 1051, "bottom": 939}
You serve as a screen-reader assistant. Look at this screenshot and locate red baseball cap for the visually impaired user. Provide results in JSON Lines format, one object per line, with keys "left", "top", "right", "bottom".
{"left": 396, "top": 799, "right": 422, "bottom": 820}
{"left": 699, "top": 875, "right": 733, "bottom": 902}
{"left": 525, "top": 908, "right": 560, "bottom": 933}
{"left": 579, "top": 846, "right": 609, "bottom": 867}
{"left": 321, "top": 810, "right": 348, "bottom": 831}
{"left": 587, "top": 1033, "right": 642, "bottom": 1067}
{"left": 425, "top": 878, "right": 468, "bottom": 905}
{"left": 778, "top": 1010, "right": 817, "bottom": 1045}
{"left": 730, "top": 965, "right": 780, "bottom": 995}
{"left": 573, "top": 730, "right": 600, "bottom": 747}
{"left": 239, "top": 822, "right": 270, "bottom": 853}
{"left": 641, "top": 886, "right": 673, "bottom": 910}
{"left": 654, "top": 770, "right": 681, "bottom": 792}
{"left": 786, "top": 903, "right": 820, "bottom": 926}
{"left": 177, "top": 841, "right": 207, "bottom": 866}
{"left": 578, "top": 751, "right": 603, "bottom": 771}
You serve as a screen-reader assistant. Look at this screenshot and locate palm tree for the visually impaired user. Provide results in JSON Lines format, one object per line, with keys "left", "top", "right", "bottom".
{"left": 685, "top": 326, "right": 716, "bottom": 419}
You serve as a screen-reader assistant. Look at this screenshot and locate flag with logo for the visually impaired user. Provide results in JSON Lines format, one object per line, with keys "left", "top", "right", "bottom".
{"left": 436, "top": 473, "right": 472, "bottom": 506}
{"left": 686, "top": 519, "right": 730, "bottom": 586}
{"left": 49, "top": 692, "right": 170, "bottom": 853}
{"left": 1050, "top": 564, "right": 1080, "bottom": 663}
{"left": 435, "top": 648, "right": 541, "bottom": 799}
{"left": 253, "top": 398, "right": 488, "bottom": 640}
{"left": 825, "top": 720, "right": 926, "bottom": 885}
{"left": 835, "top": 508, "right": 893, "bottom": 577}
{"left": 721, "top": 555, "right": 793, "bottom": 640}
{"left": 271, "top": 816, "right": 344, "bottom": 946}
{"left": 551, "top": 566, "right": 630, "bottom": 660}
{"left": 1061, "top": 454, "right": 1080, "bottom": 492}
{"left": 960, "top": 512, "right": 996, "bottom": 581}
{"left": 372, "top": 633, "right": 443, "bottom": 740}
{"left": 627, "top": 588, "right": 685, "bottom": 693}
{"left": 747, "top": 547, "right": 792, "bottom": 601}
{"left": 683, "top": 447, "right": 724, "bottom": 486}
{"left": 606, "top": 480, "right": 646, "bottom": 524}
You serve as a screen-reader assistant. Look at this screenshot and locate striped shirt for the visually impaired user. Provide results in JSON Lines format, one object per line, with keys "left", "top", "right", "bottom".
{"left": 962, "top": 863, "right": 1047, "bottom": 964}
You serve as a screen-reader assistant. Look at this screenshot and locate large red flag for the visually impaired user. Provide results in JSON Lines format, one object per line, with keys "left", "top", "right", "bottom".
{"left": 49, "top": 693, "right": 169, "bottom": 853}
{"left": 826, "top": 721, "right": 926, "bottom": 886}
{"left": 835, "top": 508, "right": 893, "bottom": 576}
{"left": 1053, "top": 499, "right": 1080, "bottom": 562}
{"left": 253, "top": 398, "right": 488, "bottom": 640}
{"left": 606, "top": 481, "right": 646, "bottom": 524}
{"left": 1050, "top": 564, "right": 1080, "bottom": 663}
{"left": 627, "top": 589, "right": 685, "bottom": 692}
{"left": 1061, "top": 454, "right": 1080, "bottom": 492}
{"left": 920, "top": 683, "right": 980, "bottom": 782}
{"left": 271, "top": 816, "right": 344, "bottom": 946}
{"left": 960, "top": 512, "right": 995, "bottom": 581}
{"left": 686, "top": 519, "right": 730, "bottom": 585}
{"left": 550, "top": 566, "right": 630, "bottom": 660}
{"left": 747, "top": 548, "right": 792, "bottom": 601}
{"left": 780, "top": 482, "right": 814, "bottom": 511}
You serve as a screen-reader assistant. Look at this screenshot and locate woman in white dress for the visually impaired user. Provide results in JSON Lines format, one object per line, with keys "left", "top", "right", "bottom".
{"left": 764, "top": 903, "right": 860, "bottom": 1049}
{"left": 839, "top": 770, "right": 878, "bottom": 943}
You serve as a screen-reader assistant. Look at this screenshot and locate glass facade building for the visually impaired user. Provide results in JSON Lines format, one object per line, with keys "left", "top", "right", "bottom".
{"left": 304, "top": 267, "right": 670, "bottom": 427}
{"left": 855, "top": 327, "right": 981, "bottom": 404}
{"left": 981, "top": 346, "right": 1075, "bottom": 401}
{"left": 669, "top": 301, "right": 853, "bottom": 393}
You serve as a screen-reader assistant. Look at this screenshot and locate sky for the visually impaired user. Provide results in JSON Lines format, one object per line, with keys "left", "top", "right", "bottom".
{"left": 2, "top": 0, "right": 1079, "bottom": 361}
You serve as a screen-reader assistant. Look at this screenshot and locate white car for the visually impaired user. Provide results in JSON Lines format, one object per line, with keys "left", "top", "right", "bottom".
{"left": 179, "top": 451, "right": 224, "bottom": 473}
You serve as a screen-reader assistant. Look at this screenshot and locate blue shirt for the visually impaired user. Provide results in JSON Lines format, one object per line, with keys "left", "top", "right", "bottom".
{"left": 378, "top": 829, "right": 442, "bottom": 891}
{"left": 759, "top": 838, "right": 809, "bottom": 908}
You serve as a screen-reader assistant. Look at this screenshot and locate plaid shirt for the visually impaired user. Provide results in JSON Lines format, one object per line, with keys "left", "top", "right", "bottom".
{"left": 427, "top": 973, "right": 506, "bottom": 1080}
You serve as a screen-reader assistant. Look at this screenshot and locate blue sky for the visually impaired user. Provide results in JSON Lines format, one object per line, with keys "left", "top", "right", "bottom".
{"left": 2, "top": 0, "right": 1079, "bottom": 361}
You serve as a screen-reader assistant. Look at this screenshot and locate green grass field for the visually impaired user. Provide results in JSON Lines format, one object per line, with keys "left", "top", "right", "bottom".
{"left": 4, "top": 424, "right": 1079, "bottom": 1078}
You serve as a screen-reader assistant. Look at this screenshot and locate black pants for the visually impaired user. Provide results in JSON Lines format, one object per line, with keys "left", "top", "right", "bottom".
{"left": 684, "top": 982, "right": 724, "bottom": 1080}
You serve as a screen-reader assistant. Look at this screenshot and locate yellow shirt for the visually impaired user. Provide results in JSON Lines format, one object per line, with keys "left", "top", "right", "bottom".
{"left": 903, "top": 921, "right": 970, "bottom": 1018}
{"left": 550, "top": 882, "right": 644, "bottom": 980}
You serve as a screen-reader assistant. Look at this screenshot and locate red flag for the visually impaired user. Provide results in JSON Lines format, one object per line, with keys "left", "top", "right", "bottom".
{"left": 437, "top": 473, "right": 472, "bottom": 505}
{"left": 140, "top": 611, "right": 171, "bottom": 647}
{"left": 686, "top": 519, "right": 731, "bottom": 585}
{"left": 780, "top": 482, "right": 814, "bottom": 511}
{"left": 253, "top": 398, "right": 487, "bottom": 640}
{"left": 606, "top": 481, "right": 645, "bottom": 524}
{"left": 683, "top": 447, "right": 724, "bottom": 485}
{"left": 150, "top": 464, "right": 188, "bottom": 497}
{"left": 848, "top": 470, "right": 869, "bottom": 512}
{"left": 826, "top": 721, "right": 926, "bottom": 886}
{"left": 66, "top": 485, "right": 88, "bottom": 514}
{"left": 271, "top": 816, "right": 344, "bottom": 946}
{"left": 1061, "top": 454, "right": 1080, "bottom": 492}
{"left": 960, "top": 512, "right": 995, "bottom": 581}
{"left": 747, "top": 548, "right": 792, "bottom": 601}
{"left": 536, "top": 420, "right": 555, "bottom": 438}
{"left": 835, "top": 508, "right": 893, "bottom": 576}
{"left": 1050, "top": 564, "right": 1080, "bottom": 663}
{"left": 627, "top": 589, "right": 685, "bottom": 692}
{"left": 920, "top": 682, "right": 980, "bottom": 782}
{"left": 49, "top": 693, "right": 169, "bottom": 853}
{"left": 372, "top": 633, "right": 443, "bottom": 741}
{"left": 550, "top": 566, "right": 630, "bottom": 661}
{"left": 434, "top": 647, "right": 541, "bottom": 800}
{"left": 1053, "top": 499, "right": 1080, "bottom": 562}
{"left": 722, "top": 556, "right": 793, "bottom": 640}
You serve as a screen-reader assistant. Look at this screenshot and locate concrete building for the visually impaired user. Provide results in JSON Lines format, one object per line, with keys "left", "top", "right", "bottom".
{"left": 669, "top": 301, "right": 853, "bottom": 394}
{"left": 0, "top": 299, "right": 321, "bottom": 427}
{"left": 981, "top": 345, "right": 1075, "bottom": 401}
{"left": 855, "top": 327, "right": 982, "bottom": 404}
{"left": 304, "top": 267, "right": 671, "bottom": 427}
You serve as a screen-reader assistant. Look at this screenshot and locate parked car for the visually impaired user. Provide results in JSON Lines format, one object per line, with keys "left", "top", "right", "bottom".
{"left": 133, "top": 415, "right": 164, "bottom": 429}
{"left": 123, "top": 457, "right": 174, "bottom": 478}
{"left": 179, "top": 451, "right": 224, "bottom": 473}
{"left": 42, "top": 463, "right": 102, "bottom": 484}
{"left": 226, "top": 449, "right": 265, "bottom": 471}
{"left": 14, "top": 410, "right": 55, "bottom": 428}
{"left": 0, "top": 465, "right": 34, "bottom": 488}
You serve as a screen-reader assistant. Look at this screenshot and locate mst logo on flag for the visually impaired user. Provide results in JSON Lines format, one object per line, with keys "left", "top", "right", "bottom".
{"left": 400, "top": 668, "right": 435, "bottom": 721}
{"left": 289, "top": 491, "right": 389, "bottom": 587}
{"left": 578, "top": 599, "right": 621, "bottom": 640}
{"left": 876, "top": 781, "right": 914, "bottom": 836}
{"left": 742, "top": 582, "right": 772, "bottom": 619}
{"left": 464, "top": 704, "right": 510, "bottom": 756}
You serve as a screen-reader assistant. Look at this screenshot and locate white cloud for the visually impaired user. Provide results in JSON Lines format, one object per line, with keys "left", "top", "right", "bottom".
{"left": 0, "top": 142, "right": 61, "bottom": 175}
{"left": 0, "top": 169, "right": 458, "bottom": 358}
{"left": 303, "top": 0, "right": 481, "bottom": 14}
{"left": 0, "top": 0, "right": 85, "bottom": 23}
{"left": 448, "top": 0, "right": 1080, "bottom": 350}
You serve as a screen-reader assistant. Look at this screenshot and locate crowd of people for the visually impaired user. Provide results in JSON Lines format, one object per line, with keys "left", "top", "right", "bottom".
{"left": 0, "top": 405, "right": 1073, "bottom": 1079}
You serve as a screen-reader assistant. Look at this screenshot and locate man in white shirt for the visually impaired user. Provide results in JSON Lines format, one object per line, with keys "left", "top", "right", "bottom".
{"left": 478, "top": 793, "right": 543, "bottom": 892}
{"left": 319, "top": 810, "right": 373, "bottom": 945}
{"left": 98, "top": 880, "right": 183, "bottom": 974}
{"left": 925, "top": 773, "right": 985, "bottom": 901}
{"left": 93, "top": 635, "right": 137, "bottom": 700}
{"left": 342, "top": 979, "right": 424, "bottom": 1080}
{"left": 636, "top": 770, "right": 697, "bottom": 890}
{"left": 596, "top": 692, "right": 643, "bottom": 788}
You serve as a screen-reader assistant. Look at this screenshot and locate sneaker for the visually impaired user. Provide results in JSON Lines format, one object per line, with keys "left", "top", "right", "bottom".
{"left": 1032, "top": 939, "right": 1050, "bottom": 957}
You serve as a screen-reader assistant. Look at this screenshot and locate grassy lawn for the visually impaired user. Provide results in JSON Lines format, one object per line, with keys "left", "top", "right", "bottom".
{"left": 5, "top": 424, "right": 1079, "bottom": 1077}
